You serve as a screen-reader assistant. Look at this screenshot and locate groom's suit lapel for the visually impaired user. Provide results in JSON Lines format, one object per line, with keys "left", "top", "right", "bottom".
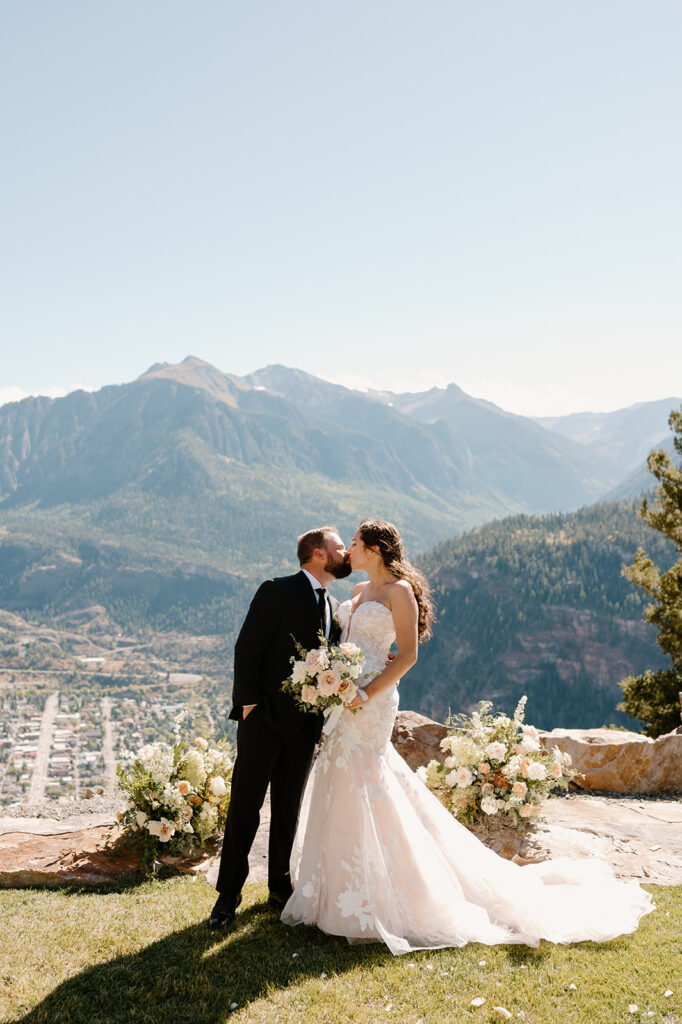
{"left": 294, "top": 570, "right": 320, "bottom": 635}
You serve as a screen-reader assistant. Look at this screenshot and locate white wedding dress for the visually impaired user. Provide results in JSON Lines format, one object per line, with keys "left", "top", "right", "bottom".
{"left": 281, "top": 600, "right": 654, "bottom": 954}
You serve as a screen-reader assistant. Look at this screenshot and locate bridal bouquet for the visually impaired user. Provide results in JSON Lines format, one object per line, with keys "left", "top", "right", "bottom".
{"left": 419, "top": 696, "right": 577, "bottom": 828}
{"left": 281, "top": 634, "right": 369, "bottom": 715}
{"left": 115, "top": 715, "right": 234, "bottom": 870}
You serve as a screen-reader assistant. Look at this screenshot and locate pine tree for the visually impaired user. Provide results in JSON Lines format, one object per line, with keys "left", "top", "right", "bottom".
{"left": 620, "top": 408, "right": 682, "bottom": 736}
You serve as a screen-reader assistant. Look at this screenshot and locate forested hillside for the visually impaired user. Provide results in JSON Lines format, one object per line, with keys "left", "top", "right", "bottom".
{"left": 404, "top": 501, "right": 675, "bottom": 730}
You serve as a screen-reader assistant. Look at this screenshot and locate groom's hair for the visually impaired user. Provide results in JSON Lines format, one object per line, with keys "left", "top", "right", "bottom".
{"left": 297, "top": 526, "right": 339, "bottom": 565}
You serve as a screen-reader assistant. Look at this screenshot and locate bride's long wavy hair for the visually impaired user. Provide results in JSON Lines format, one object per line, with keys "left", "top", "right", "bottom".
{"left": 358, "top": 519, "right": 434, "bottom": 642}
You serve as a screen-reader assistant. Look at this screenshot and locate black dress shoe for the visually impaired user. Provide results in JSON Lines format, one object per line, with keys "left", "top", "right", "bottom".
{"left": 267, "top": 890, "right": 292, "bottom": 910}
{"left": 209, "top": 894, "right": 241, "bottom": 930}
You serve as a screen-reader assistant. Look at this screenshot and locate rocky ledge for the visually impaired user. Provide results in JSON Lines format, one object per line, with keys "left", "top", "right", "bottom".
{"left": 1, "top": 711, "right": 680, "bottom": 889}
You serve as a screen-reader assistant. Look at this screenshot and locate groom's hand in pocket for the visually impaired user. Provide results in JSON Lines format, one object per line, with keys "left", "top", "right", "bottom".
{"left": 242, "top": 704, "right": 256, "bottom": 719}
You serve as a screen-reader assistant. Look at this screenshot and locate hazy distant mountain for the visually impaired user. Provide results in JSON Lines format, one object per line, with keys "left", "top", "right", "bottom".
{"left": 604, "top": 436, "right": 676, "bottom": 502}
{"left": 248, "top": 367, "right": 622, "bottom": 513}
{"left": 534, "top": 397, "right": 681, "bottom": 473}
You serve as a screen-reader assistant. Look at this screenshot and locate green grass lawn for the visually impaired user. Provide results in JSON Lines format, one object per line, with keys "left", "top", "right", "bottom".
{"left": 0, "top": 879, "right": 679, "bottom": 1024}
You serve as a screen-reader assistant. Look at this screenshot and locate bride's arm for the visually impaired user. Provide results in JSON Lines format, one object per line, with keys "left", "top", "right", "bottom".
{"left": 347, "top": 581, "right": 418, "bottom": 708}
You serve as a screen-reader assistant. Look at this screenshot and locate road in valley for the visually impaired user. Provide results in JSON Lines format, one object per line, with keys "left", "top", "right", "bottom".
{"left": 101, "top": 696, "right": 116, "bottom": 796}
{"left": 28, "top": 692, "right": 59, "bottom": 803}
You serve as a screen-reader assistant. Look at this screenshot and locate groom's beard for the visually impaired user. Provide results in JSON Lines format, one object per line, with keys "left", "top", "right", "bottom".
{"left": 326, "top": 557, "right": 352, "bottom": 580}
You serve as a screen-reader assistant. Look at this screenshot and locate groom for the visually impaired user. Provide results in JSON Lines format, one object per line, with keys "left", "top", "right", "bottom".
{"left": 210, "top": 526, "right": 351, "bottom": 928}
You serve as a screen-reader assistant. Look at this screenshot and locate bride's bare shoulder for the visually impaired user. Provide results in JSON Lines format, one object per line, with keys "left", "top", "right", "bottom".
{"left": 352, "top": 581, "right": 369, "bottom": 598}
{"left": 387, "top": 578, "right": 417, "bottom": 607}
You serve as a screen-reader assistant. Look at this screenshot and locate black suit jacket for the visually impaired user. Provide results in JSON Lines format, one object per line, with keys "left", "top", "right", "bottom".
{"left": 229, "top": 571, "right": 341, "bottom": 736}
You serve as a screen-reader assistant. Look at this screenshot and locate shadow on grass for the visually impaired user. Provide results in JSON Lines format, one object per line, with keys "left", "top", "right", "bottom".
{"left": 14, "top": 895, "right": 394, "bottom": 1024}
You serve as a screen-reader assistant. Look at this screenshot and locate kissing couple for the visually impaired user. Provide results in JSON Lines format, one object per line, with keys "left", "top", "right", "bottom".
{"left": 209, "top": 520, "right": 652, "bottom": 954}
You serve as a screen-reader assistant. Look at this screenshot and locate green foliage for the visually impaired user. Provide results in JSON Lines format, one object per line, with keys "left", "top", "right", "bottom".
{"left": 619, "top": 668, "right": 681, "bottom": 738}
{"left": 405, "top": 501, "right": 675, "bottom": 730}
{"left": 621, "top": 407, "right": 682, "bottom": 736}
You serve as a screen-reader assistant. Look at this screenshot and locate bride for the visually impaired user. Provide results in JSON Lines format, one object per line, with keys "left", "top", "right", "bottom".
{"left": 281, "top": 519, "right": 654, "bottom": 955}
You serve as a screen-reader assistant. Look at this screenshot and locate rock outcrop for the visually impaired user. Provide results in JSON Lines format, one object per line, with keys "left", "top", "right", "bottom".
{"left": 390, "top": 710, "right": 448, "bottom": 770}
{"left": 540, "top": 727, "right": 682, "bottom": 794}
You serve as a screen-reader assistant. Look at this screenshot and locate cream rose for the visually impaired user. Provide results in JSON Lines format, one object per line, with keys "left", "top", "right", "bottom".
{"left": 304, "top": 649, "right": 329, "bottom": 674}
{"left": 485, "top": 741, "right": 507, "bottom": 761}
{"left": 454, "top": 766, "right": 473, "bottom": 788}
{"left": 317, "top": 668, "right": 341, "bottom": 696}
{"left": 478, "top": 763, "right": 490, "bottom": 776}
{"left": 512, "top": 781, "right": 528, "bottom": 798}
{"left": 208, "top": 775, "right": 228, "bottom": 797}
{"left": 481, "top": 795, "right": 499, "bottom": 815}
{"left": 300, "top": 684, "right": 318, "bottom": 704}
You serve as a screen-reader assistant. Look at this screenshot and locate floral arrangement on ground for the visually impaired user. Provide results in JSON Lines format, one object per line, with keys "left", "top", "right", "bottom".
{"left": 418, "top": 696, "right": 577, "bottom": 828}
{"left": 115, "top": 714, "right": 234, "bottom": 869}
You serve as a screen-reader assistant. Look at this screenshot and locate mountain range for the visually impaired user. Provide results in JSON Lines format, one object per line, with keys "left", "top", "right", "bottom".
{"left": 0, "top": 356, "right": 678, "bottom": 728}
{"left": 1, "top": 357, "right": 676, "bottom": 571}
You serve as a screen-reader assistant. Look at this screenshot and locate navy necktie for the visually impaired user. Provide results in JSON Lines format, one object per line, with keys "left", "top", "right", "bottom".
{"left": 315, "top": 588, "right": 327, "bottom": 636}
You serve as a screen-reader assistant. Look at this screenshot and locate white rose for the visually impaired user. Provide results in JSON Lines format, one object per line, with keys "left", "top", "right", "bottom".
{"left": 517, "top": 737, "right": 541, "bottom": 755}
{"left": 445, "top": 770, "right": 460, "bottom": 788}
{"left": 300, "top": 684, "right": 318, "bottom": 704}
{"left": 338, "top": 642, "right": 360, "bottom": 656}
{"left": 454, "top": 766, "right": 473, "bottom": 788}
{"left": 135, "top": 810, "right": 148, "bottom": 827}
{"left": 208, "top": 775, "right": 227, "bottom": 797}
{"left": 444, "top": 756, "right": 457, "bottom": 769}
{"left": 304, "top": 648, "right": 329, "bottom": 675}
{"left": 481, "top": 796, "right": 499, "bottom": 815}
{"left": 525, "top": 762, "right": 546, "bottom": 781}
{"left": 485, "top": 741, "right": 507, "bottom": 761}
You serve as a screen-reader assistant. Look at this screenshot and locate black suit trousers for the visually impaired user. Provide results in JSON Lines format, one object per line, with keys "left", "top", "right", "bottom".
{"left": 215, "top": 709, "right": 316, "bottom": 904}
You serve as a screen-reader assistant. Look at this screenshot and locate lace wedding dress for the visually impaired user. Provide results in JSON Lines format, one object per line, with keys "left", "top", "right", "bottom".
{"left": 281, "top": 599, "right": 654, "bottom": 954}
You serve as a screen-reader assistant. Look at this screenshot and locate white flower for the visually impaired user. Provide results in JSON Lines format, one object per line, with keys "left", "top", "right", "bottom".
{"left": 525, "top": 761, "right": 546, "bottom": 781}
{"left": 517, "top": 737, "right": 541, "bottom": 755}
{"left": 454, "top": 766, "right": 473, "bottom": 788}
{"left": 146, "top": 817, "right": 176, "bottom": 842}
{"left": 415, "top": 765, "right": 428, "bottom": 783}
{"left": 338, "top": 642, "right": 360, "bottom": 656}
{"left": 208, "top": 775, "right": 227, "bottom": 797}
{"left": 304, "top": 648, "right": 329, "bottom": 675}
{"left": 135, "top": 810, "right": 147, "bottom": 827}
{"left": 195, "top": 737, "right": 209, "bottom": 750}
{"left": 178, "top": 749, "right": 206, "bottom": 789}
{"left": 481, "top": 796, "right": 499, "bottom": 815}
{"left": 291, "top": 661, "right": 308, "bottom": 686}
{"left": 485, "top": 741, "right": 506, "bottom": 761}
{"left": 444, "top": 755, "right": 457, "bottom": 769}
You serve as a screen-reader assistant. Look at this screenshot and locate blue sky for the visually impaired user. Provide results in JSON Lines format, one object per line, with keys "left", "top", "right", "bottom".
{"left": 1, "top": 1, "right": 680, "bottom": 416}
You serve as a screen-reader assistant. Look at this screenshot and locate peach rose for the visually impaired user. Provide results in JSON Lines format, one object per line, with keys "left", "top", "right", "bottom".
{"left": 317, "top": 668, "right": 341, "bottom": 696}
{"left": 478, "top": 763, "right": 490, "bottom": 776}
{"left": 551, "top": 761, "right": 563, "bottom": 778}
{"left": 301, "top": 684, "right": 318, "bottom": 704}
{"left": 512, "top": 781, "right": 528, "bottom": 798}
{"left": 520, "top": 757, "right": 533, "bottom": 779}
{"left": 177, "top": 780, "right": 191, "bottom": 796}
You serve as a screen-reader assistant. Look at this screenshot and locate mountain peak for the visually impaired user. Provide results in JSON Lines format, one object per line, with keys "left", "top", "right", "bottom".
{"left": 139, "top": 356, "right": 249, "bottom": 407}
